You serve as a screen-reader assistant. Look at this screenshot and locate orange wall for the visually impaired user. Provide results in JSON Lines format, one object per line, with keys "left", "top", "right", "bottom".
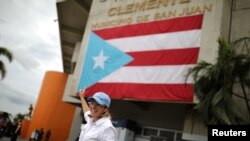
{"left": 20, "top": 120, "right": 30, "bottom": 138}
{"left": 21, "top": 71, "right": 76, "bottom": 141}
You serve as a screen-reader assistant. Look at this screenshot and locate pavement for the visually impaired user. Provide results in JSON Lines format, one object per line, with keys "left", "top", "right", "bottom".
{"left": 0, "top": 137, "right": 27, "bottom": 141}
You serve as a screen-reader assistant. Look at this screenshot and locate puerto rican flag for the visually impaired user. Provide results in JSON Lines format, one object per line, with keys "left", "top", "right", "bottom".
{"left": 77, "top": 14, "right": 203, "bottom": 102}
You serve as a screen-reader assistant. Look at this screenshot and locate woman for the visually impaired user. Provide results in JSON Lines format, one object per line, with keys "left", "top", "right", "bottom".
{"left": 78, "top": 89, "right": 116, "bottom": 141}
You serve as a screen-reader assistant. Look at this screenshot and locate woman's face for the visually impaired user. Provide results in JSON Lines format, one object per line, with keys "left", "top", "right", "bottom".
{"left": 89, "top": 100, "right": 107, "bottom": 121}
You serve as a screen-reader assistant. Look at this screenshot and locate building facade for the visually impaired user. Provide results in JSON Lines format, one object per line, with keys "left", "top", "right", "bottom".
{"left": 56, "top": 0, "right": 250, "bottom": 141}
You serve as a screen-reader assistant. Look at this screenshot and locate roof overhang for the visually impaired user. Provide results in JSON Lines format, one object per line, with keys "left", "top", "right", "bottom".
{"left": 56, "top": 0, "right": 92, "bottom": 73}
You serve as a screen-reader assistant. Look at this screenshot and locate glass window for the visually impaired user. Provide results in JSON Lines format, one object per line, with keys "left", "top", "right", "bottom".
{"left": 143, "top": 128, "right": 158, "bottom": 136}
{"left": 159, "top": 130, "right": 174, "bottom": 141}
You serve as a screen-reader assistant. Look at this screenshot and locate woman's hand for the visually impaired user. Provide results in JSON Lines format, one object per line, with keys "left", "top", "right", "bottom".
{"left": 79, "top": 89, "right": 90, "bottom": 113}
{"left": 79, "top": 89, "right": 85, "bottom": 98}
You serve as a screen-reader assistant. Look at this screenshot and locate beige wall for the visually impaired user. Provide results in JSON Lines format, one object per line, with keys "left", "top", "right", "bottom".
{"left": 230, "top": 0, "right": 250, "bottom": 122}
{"left": 230, "top": 0, "right": 250, "bottom": 41}
{"left": 183, "top": 0, "right": 250, "bottom": 140}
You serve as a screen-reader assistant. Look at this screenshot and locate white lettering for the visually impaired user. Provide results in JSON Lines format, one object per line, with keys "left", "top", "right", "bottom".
{"left": 212, "top": 129, "right": 218, "bottom": 136}
{"left": 212, "top": 129, "right": 247, "bottom": 136}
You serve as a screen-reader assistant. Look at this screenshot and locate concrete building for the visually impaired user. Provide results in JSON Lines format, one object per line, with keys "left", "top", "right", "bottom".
{"left": 56, "top": 0, "right": 250, "bottom": 141}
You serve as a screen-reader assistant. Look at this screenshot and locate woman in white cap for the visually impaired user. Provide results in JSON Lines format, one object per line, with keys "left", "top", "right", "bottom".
{"left": 78, "top": 89, "right": 116, "bottom": 141}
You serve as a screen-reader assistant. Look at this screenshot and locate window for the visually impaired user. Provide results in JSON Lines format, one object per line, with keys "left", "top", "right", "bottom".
{"left": 150, "top": 136, "right": 168, "bottom": 141}
{"left": 143, "top": 128, "right": 158, "bottom": 136}
{"left": 159, "top": 130, "right": 175, "bottom": 141}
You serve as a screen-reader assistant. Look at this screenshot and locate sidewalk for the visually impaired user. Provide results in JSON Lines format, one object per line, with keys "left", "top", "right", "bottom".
{"left": 0, "top": 137, "right": 27, "bottom": 141}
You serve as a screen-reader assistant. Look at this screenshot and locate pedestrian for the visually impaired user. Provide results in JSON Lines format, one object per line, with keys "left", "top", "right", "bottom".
{"left": 34, "top": 129, "right": 39, "bottom": 141}
{"left": 44, "top": 129, "right": 51, "bottom": 141}
{"left": 0, "top": 117, "right": 4, "bottom": 138}
{"left": 29, "top": 129, "right": 38, "bottom": 141}
{"left": 10, "top": 118, "right": 22, "bottom": 141}
{"left": 38, "top": 128, "right": 44, "bottom": 141}
{"left": 78, "top": 89, "right": 116, "bottom": 141}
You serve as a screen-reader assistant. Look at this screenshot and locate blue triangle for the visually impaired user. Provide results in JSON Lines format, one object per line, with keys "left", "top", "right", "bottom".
{"left": 77, "top": 32, "right": 133, "bottom": 91}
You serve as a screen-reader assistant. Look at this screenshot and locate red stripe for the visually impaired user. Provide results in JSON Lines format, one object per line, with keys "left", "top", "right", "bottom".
{"left": 94, "top": 14, "right": 203, "bottom": 40}
{"left": 85, "top": 83, "right": 193, "bottom": 102}
{"left": 126, "top": 48, "right": 199, "bottom": 66}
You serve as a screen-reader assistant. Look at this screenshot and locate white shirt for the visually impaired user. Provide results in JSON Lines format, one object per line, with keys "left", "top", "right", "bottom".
{"left": 79, "top": 111, "right": 116, "bottom": 141}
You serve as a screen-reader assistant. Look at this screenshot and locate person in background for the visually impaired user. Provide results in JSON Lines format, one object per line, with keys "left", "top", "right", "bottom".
{"left": 10, "top": 118, "right": 22, "bottom": 141}
{"left": 78, "top": 89, "right": 116, "bottom": 141}
{"left": 38, "top": 128, "right": 44, "bottom": 141}
{"left": 34, "top": 129, "right": 39, "bottom": 141}
{"left": 29, "top": 129, "right": 36, "bottom": 141}
{"left": 29, "top": 129, "right": 39, "bottom": 141}
{"left": 44, "top": 129, "right": 51, "bottom": 141}
{"left": 0, "top": 117, "right": 4, "bottom": 138}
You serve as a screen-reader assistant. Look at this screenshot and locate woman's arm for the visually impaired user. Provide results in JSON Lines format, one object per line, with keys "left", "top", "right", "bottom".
{"left": 79, "top": 89, "right": 90, "bottom": 113}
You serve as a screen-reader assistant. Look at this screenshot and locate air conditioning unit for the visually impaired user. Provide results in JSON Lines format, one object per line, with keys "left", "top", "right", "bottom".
{"left": 150, "top": 136, "right": 167, "bottom": 141}
{"left": 116, "top": 127, "right": 134, "bottom": 141}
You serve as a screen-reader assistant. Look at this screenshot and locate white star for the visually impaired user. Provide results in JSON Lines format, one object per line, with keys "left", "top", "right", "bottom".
{"left": 92, "top": 50, "right": 109, "bottom": 70}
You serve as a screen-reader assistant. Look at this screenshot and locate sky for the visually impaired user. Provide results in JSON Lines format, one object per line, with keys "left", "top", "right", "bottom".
{"left": 0, "top": 0, "right": 63, "bottom": 117}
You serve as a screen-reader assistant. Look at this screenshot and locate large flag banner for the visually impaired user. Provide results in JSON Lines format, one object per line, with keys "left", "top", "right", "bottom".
{"left": 78, "top": 14, "right": 203, "bottom": 102}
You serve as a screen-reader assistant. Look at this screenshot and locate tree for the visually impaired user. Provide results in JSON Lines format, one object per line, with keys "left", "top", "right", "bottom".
{"left": 0, "top": 47, "right": 13, "bottom": 79}
{"left": 13, "top": 113, "right": 25, "bottom": 123}
{"left": 186, "top": 37, "right": 250, "bottom": 125}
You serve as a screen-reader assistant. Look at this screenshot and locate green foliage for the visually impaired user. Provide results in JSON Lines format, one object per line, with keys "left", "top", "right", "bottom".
{"left": 13, "top": 113, "right": 25, "bottom": 123}
{"left": 187, "top": 37, "right": 250, "bottom": 125}
{"left": 0, "top": 47, "right": 13, "bottom": 79}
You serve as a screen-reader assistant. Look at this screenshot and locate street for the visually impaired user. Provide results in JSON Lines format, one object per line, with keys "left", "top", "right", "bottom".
{"left": 0, "top": 137, "right": 27, "bottom": 141}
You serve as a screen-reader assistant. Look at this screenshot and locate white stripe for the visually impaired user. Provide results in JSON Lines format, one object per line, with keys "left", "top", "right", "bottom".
{"left": 107, "top": 30, "right": 201, "bottom": 52}
{"left": 99, "top": 65, "right": 194, "bottom": 84}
